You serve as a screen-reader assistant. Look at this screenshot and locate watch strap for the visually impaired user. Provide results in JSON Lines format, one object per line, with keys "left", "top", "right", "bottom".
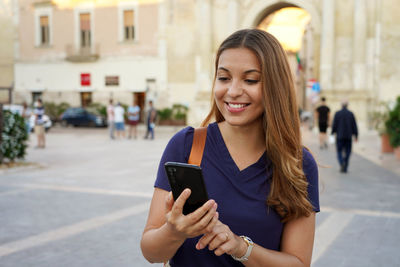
{"left": 231, "top": 236, "right": 254, "bottom": 262}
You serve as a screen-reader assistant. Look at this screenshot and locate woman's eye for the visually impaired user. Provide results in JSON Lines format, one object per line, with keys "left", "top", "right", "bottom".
{"left": 217, "top": 77, "right": 229, "bottom": 82}
{"left": 245, "top": 79, "right": 259, "bottom": 84}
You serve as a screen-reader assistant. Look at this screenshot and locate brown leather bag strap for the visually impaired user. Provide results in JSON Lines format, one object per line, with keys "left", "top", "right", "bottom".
{"left": 188, "top": 127, "right": 207, "bottom": 166}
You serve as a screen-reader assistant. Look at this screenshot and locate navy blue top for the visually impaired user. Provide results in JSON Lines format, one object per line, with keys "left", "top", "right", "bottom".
{"left": 331, "top": 107, "right": 358, "bottom": 140}
{"left": 155, "top": 122, "right": 319, "bottom": 267}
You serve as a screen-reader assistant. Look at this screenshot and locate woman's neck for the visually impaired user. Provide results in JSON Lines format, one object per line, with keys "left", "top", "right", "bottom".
{"left": 218, "top": 120, "right": 265, "bottom": 152}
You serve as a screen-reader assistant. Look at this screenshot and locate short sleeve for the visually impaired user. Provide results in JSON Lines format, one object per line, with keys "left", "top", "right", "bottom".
{"left": 302, "top": 148, "right": 320, "bottom": 212}
{"left": 154, "top": 127, "right": 195, "bottom": 191}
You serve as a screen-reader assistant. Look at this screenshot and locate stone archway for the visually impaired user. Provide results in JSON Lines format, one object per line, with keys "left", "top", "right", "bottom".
{"left": 241, "top": 0, "right": 322, "bottom": 111}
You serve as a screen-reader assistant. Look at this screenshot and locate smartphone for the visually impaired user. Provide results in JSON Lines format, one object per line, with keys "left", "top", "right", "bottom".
{"left": 164, "top": 162, "right": 209, "bottom": 215}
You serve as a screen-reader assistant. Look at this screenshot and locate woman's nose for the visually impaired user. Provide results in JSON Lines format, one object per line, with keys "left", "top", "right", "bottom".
{"left": 227, "top": 80, "right": 243, "bottom": 97}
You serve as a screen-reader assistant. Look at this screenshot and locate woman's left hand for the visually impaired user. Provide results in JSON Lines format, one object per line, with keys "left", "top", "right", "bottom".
{"left": 195, "top": 220, "right": 246, "bottom": 258}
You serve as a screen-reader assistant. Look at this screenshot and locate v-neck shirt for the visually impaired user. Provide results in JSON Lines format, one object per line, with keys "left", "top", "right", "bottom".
{"left": 155, "top": 122, "right": 319, "bottom": 267}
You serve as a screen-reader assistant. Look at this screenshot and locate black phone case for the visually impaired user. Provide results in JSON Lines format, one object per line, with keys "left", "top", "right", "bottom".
{"left": 164, "top": 162, "right": 209, "bottom": 215}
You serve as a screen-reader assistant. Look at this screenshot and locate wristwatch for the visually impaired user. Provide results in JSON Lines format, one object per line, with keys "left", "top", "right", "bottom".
{"left": 231, "top": 236, "right": 254, "bottom": 262}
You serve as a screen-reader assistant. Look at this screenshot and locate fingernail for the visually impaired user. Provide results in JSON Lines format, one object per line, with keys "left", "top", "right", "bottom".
{"left": 213, "top": 203, "right": 217, "bottom": 210}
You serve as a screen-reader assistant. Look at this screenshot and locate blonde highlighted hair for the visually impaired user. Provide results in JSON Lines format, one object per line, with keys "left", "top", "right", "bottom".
{"left": 202, "top": 29, "right": 313, "bottom": 222}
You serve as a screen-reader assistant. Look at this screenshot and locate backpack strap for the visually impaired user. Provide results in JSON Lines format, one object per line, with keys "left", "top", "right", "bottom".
{"left": 188, "top": 127, "right": 208, "bottom": 166}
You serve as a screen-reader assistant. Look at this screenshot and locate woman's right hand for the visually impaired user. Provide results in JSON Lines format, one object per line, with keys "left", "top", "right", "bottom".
{"left": 165, "top": 189, "right": 219, "bottom": 239}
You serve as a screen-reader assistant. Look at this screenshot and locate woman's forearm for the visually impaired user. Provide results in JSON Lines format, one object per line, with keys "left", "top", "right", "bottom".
{"left": 141, "top": 223, "right": 186, "bottom": 263}
{"left": 242, "top": 244, "right": 307, "bottom": 267}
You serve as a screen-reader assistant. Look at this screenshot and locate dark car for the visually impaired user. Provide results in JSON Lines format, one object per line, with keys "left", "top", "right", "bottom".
{"left": 60, "top": 107, "right": 107, "bottom": 127}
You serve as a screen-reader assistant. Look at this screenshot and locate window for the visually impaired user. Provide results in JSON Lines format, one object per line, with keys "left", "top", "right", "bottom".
{"left": 40, "top": 16, "right": 50, "bottom": 45}
{"left": 105, "top": 76, "right": 119, "bottom": 86}
{"left": 123, "top": 10, "right": 135, "bottom": 41}
{"left": 80, "top": 13, "right": 91, "bottom": 47}
{"left": 34, "top": 6, "right": 52, "bottom": 47}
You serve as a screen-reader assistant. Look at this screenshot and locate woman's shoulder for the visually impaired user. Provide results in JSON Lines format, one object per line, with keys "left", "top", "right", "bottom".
{"left": 302, "top": 147, "right": 316, "bottom": 165}
{"left": 302, "top": 147, "right": 318, "bottom": 181}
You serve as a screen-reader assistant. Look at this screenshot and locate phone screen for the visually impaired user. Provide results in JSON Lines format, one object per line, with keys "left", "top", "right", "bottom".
{"left": 164, "top": 162, "right": 209, "bottom": 215}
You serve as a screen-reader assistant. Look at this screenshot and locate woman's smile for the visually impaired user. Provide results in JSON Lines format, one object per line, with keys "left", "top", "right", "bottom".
{"left": 225, "top": 102, "right": 250, "bottom": 113}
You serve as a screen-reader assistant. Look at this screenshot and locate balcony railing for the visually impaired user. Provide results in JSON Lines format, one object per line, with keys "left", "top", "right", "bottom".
{"left": 65, "top": 44, "right": 100, "bottom": 62}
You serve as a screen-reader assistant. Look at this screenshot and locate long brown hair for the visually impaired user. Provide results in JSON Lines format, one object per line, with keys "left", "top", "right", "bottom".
{"left": 202, "top": 29, "right": 313, "bottom": 222}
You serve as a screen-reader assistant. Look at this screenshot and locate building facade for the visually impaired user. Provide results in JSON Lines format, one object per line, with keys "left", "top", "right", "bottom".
{"left": 12, "top": 0, "right": 400, "bottom": 126}
{"left": 0, "top": 0, "right": 14, "bottom": 103}
{"left": 13, "top": 0, "right": 167, "bottom": 113}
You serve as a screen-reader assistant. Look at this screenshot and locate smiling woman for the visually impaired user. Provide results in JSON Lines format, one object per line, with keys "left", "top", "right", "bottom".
{"left": 213, "top": 48, "right": 264, "bottom": 128}
{"left": 141, "top": 29, "right": 319, "bottom": 267}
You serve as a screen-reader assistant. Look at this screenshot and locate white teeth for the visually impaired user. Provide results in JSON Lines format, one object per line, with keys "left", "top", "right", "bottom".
{"left": 228, "top": 103, "right": 246, "bottom": 109}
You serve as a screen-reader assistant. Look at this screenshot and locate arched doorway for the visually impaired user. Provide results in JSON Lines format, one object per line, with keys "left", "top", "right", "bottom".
{"left": 241, "top": 0, "right": 321, "bottom": 112}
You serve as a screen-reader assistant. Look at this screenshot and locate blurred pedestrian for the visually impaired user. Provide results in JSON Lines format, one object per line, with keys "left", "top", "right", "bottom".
{"left": 107, "top": 99, "right": 115, "bottom": 139}
{"left": 127, "top": 99, "right": 140, "bottom": 139}
{"left": 315, "top": 97, "right": 330, "bottom": 149}
{"left": 22, "top": 102, "right": 32, "bottom": 134}
{"left": 331, "top": 100, "right": 358, "bottom": 173}
{"left": 34, "top": 99, "right": 45, "bottom": 148}
{"left": 144, "top": 100, "right": 156, "bottom": 140}
{"left": 114, "top": 102, "right": 126, "bottom": 139}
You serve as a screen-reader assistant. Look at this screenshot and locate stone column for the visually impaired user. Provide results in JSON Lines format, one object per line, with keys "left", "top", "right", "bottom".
{"left": 353, "top": 0, "right": 367, "bottom": 90}
{"left": 319, "top": 0, "right": 335, "bottom": 91}
{"left": 195, "top": 0, "right": 212, "bottom": 92}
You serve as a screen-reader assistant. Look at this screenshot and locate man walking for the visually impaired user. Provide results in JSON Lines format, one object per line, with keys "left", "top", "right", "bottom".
{"left": 144, "top": 100, "right": 156, "bottom": 140}
{"left": 34, "top": 99, "right": 46, "bottom": 148}
{"left": 107, "top": 99, "right": 115, "bottom": 139}
{"left": 315, "top": 97, "right": 330, "bottom": 149}
{"left": 331, "top": 100, "right": 358, "bottom": 173}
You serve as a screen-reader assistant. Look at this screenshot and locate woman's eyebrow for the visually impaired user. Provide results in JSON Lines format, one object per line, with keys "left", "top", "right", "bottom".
{"left": 244, "top": 69, "right": 261, "bottom": 74}
{"left": 217, "top": 67, "right": 230, "bottom": 72}
{"left": 218, "top": 67, "right": 260, "bottom": 74}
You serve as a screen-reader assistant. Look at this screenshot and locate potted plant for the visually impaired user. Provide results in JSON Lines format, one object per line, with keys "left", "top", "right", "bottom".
{"left": 385, "top": 96, "right": 400, "bottom": 159}
{"left": 369, "top": 101, "right": 393, "bottom": 153}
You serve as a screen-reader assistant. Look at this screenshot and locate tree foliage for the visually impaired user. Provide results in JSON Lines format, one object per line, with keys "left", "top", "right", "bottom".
{"left": 1, "top": 110, "right": 28, "bottom": 163}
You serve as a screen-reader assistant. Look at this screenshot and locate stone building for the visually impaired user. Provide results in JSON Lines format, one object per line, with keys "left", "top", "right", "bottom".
{"left": 11, "top": 0, "right": 400, "bottom": 126}
{"left": 0, "top": 0, "right": 14, "bottom": 103}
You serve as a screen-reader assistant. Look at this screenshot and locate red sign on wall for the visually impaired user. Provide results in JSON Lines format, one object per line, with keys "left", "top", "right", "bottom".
{"left": 81, "top": 73, "right": 91, "bottom": 86}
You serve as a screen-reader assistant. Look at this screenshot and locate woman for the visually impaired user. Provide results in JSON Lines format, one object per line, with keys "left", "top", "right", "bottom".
{"left": 141, "top": 29, "right": 319, "bottom": 266}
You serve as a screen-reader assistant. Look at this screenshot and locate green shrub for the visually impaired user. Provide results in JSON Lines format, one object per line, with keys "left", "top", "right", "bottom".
{"left": 87, "top": 102, "right": 107, "bottom": 117}
{"left": 172, "top": 104, "right": 188, "bottom": 121}
{"left": 44, "top": 102, "right": 70, "bottom": 122}
{"left": 368, "top": 101, "right": 390, "bottom": 134}
{"left": 385, "top": 96, "right": 400, "bottom": 147}
{"left": 158, "top": 108, "right": 173, "bottom": 120}
{"left": 1, "top": 110, "right": 28, "bottom": 163}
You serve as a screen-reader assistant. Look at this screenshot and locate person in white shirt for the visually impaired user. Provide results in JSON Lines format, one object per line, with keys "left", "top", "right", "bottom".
{"left": 114, "top": 102, "right": 126, "bottom": 139}
{"left": 107, "top": 99, "right": 115, "bottom": 139}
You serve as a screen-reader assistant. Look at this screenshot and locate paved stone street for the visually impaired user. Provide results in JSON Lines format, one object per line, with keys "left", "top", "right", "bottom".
{"left": 0, "top": 125, "right": 399, "bottom": 267}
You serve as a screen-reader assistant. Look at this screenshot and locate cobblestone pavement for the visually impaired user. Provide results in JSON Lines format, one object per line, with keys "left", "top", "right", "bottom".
{"left": 0, "top": 125, "right": 399, "bottom": 267}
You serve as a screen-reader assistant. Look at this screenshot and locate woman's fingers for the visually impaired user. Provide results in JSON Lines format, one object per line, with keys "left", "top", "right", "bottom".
{"left": 191, "top": 204, "right": 218, "bottom": 233}
{"left": 187, "top": 200, "right": 216, "bottom": 226}
{"left": 207, "top": 231, "right": 230, "bottom": 251}
{"left": 196, "top": 222, "right": 225, "bottom": 250}
{"left": 171, "top": 188, "right": 191, "bottom": 216}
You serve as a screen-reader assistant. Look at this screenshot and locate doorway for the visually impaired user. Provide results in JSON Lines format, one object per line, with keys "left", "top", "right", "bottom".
{"left": 80, "top": 92, "right": 92, "bottom": 107}
{"left": 133, "top": 92, "right": 146, "bottom": 122}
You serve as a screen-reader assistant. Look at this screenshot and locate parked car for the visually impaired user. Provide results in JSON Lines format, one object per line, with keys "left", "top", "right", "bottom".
{"left": 3, "top": 104, "right": 52, "bottom": 132}
{"left": 60, "top": 107, "right": 107, "bottom": 127}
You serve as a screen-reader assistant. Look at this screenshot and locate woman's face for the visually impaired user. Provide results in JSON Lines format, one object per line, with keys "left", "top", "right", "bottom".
{"left": 214, "top": 48, "right": 264, "bottom": 127}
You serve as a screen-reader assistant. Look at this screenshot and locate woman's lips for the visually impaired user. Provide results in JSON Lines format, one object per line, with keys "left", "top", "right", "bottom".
{"left": 225, "top": 102, "right": 250, "bottom": 113}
